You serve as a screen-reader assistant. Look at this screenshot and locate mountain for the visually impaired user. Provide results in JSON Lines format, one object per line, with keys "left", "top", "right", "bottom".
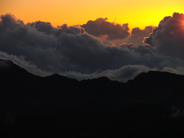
{"left": 1, "top": 59, "right": 184, "bottom": 138}
{"left": 125, "top": 71, "right": 184, "bottom": 106}
{"left": 1, "top": 59, "right": 184, "bottom": 108}
{"left": 127, "top": 71, "right": 184, "bottom": 91}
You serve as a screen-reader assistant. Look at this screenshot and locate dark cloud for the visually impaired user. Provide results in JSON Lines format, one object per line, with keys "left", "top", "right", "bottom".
{"left": 144, "top": 13, "right": 184, "bottom": 60}
{"left": 27, "top": 21, "right": 55, "bottom": 34}
{"left": 0, "top": 14, "right": 22, "bottom": 31}
{"left": 81, "top": 18, "right": 130, "bottom": 40}
{"left": 27, "top": 21, "right": 85, "bottom": 35}
{"left": 1, "top": 13, "right": 184, "bottom": 82}
{"left": 128, "top": 26, "right": 155, "bottom": 46}
{"left": 56, "top": 24, "right": 85, "bottom": 36}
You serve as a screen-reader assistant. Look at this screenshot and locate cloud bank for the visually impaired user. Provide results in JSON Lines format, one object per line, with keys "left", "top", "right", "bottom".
{"left": 128, "top": 26, "right": 155, "bottom": 46}
{"left": 0, "top": 13, "right": 184, "bottom": 82}
{"left": 82, "top": 18, "right": 130, "bottom": 40}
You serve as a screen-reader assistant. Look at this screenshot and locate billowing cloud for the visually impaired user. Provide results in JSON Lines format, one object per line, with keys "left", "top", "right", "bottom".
{"left": 27, "top": 21, "right": 85, "bottom": 35}
{"left": 144, "top": 12, "right": 184, "bottom": 60}
{"left": 27, "top": 21, "right": 55, "bottom": 34}
{"left": 1, "top": 13, "right": 184, "bottom": 82}
{"left": 81, "top": 18, "right": 130, "bottom": 40}
{"left": 128, "top": 26, "right": 155, "bottom": 46}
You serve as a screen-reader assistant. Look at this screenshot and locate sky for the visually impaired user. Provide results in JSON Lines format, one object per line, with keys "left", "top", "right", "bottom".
{"left": 1, "top": 0, "right": 184, "bottom": 29}
{"left": 0, "top": 0, "right": 184, "bottom": 82}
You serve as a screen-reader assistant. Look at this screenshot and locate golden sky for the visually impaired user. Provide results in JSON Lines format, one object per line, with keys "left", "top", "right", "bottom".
{"left": 0, "top": 0, "right": 184, "bottom": 29}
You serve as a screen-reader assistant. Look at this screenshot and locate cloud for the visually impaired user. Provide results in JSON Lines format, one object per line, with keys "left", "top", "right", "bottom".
{"left": 27, "top": 21, "right": 55, "bottom": 35}
{"left": 63, "top": 65, "right": 154, "bottom": 82}
{"left": 0, "top": 51, "right": 50, "bottom": 76}
{"left": 1, "top": 13, "right": 184, "bottom": 82}
{"left": 144, "top": 12, "right": 184, "bottom": 60}
{"left": 95, "top": 65, "right": 155, "bottom": 82}
{"left": 81, "top": 18, "right": 130, "bottom": 40}
{"left": 27, "top": 21, "right": 85, "bottom": 36}
{"left": 128, "top": 26, "right": 155, "bottom": 46}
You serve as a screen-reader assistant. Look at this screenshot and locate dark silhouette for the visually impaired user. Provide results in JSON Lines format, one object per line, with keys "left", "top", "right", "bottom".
{"left": 1, "top": 59, "right": 184, "bottom": 138}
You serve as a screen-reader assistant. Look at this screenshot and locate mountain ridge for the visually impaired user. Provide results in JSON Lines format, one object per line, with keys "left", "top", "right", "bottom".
{"left": 1, "top": 58, "right": 184, "bottom": 108}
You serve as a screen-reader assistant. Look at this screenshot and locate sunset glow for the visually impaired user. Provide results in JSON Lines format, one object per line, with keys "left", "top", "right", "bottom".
{"left": 1, "top": 0, "right": 184, "bottom": 29}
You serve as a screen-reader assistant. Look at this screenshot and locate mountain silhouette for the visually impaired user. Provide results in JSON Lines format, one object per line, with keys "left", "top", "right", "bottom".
{"left": 1, "top": 59, "right": 184, "bottom": 138}
{"left": 1, "top": 59, "right": 184, "bottom": 108}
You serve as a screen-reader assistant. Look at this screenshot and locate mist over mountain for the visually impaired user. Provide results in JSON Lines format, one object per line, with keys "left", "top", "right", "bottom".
{"left": 1, "top": 59, "right": 184, "bottom": 137}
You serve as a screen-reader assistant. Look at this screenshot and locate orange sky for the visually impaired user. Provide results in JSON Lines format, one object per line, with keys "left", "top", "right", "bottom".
{"left": 0, "top": 0, "right": 184, "bottom": 29}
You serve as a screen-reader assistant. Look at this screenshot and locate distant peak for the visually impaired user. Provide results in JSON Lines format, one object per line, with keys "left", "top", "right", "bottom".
{"left": 135, "top": 71, "right": 167, "bottom": 78}
{"left": 90, "top": 76, "right": 112, "bottom": 82}
{"left": 50, "top": 73, "right": 60, "bottom": 77}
